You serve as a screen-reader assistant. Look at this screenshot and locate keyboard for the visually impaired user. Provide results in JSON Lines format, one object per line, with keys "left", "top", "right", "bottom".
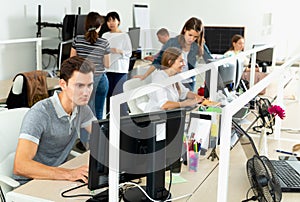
{"left": 271, "top": 160, "right": 300, "bottom": 187}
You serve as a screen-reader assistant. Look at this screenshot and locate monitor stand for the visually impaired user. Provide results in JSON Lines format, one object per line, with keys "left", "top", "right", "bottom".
{"left": 123, "top": 169, "right": 171, "bottom": 202}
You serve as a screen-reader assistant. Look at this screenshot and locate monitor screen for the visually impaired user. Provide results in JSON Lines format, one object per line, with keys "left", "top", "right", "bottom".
{"left": 204, "top": 26, "right": 245, "bottom": 54}
{"left": 57, "top": 40, "right": 72, "bottom": 70}
{"left": 88, "top": 108, "right": 186, "bottom": 200}
{"left": 252, "top": 44, "right": 274, "bottom": 66}
{"left": 204, "top": 59, "right": 237, "bottom": 97}
{"left": 234, "top": 58, "right": 245, "bottom": 91}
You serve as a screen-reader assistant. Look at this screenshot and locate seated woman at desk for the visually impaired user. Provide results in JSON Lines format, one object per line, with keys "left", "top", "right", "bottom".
{"left": 224, "top": 34, "right": 249, "bottom": 67}
{"left": 144, "top": 47, "right": 204, "bottom": 112}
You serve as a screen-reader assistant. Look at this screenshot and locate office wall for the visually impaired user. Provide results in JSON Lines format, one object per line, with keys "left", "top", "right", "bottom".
{"left": 0, "top": 0, "right": 72, "bottom": 80}
{"left": 150, "top": 0, "right": 300, "bottom": 59}
{"left": 1, "top": 0, "right": 299, "bottom": 80}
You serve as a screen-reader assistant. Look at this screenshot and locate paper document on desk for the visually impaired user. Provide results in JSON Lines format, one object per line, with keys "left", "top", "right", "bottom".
{"left": 187, "top": 117, "right": 212, "bottom": 150}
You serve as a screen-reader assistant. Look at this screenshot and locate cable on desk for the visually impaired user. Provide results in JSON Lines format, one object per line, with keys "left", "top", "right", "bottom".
{"left": 119, "top": 179, "right": 192, "bottom": 202}
{"left": 61, "top": 183, "right": 92, "bottom": 198}
{"left": 0, "top": 185, "right": 6, "bottom": 202}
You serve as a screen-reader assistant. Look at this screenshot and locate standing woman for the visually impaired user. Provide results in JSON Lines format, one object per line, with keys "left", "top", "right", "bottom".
{"left": 102, "top": 11, "right": 132, "bottom": 116}
{"left": 70, "top": 11, "right": 110, "bottom": 120}
{"left": 135, "top": 17, "right": 205, "bottom": 92}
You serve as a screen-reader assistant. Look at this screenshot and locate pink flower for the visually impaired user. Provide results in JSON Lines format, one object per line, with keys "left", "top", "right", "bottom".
{"left": 268, "top": 105, "right": 286, "bottom": 119}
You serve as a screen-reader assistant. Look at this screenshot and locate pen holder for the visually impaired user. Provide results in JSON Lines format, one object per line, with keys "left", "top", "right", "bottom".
{"left": 188, "top": 150, "right": 199, "bottom": 172}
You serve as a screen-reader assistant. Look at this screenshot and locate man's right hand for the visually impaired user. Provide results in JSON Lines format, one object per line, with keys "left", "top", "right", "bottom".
{"left": 68, "top": 165, "right": 89, "bottom": 183}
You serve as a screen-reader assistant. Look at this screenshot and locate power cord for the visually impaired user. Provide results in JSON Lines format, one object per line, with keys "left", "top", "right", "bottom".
{"left": 0, "top": 185, "right": 6, "bottom": 202}
{"left": 61, "top": 183, "right": 92, "bottom": 198}
{"left": 242, "top": 187, "right": 258, "bottom": 202}
{"left": 119, "top": 182, "right": 192, "bottom": 202}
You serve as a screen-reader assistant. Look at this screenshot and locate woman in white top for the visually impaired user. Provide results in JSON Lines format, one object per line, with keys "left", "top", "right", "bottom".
{"left": 224, "top": 34, "right": 249, "bottom": 66}
{"left": 145, "top": 47, "right": 204, "bottom": 112}
{"left": 102, "top": 11, "right": 132, "bottom": 116}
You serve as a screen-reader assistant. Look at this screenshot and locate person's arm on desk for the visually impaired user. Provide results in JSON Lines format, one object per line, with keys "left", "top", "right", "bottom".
{"left": 13, "top": 56, "right": 97, "bottom": 184}
{"left": 133, "top": 65, "right": 156, "bottom": 80}
{"left": 161, "top": 98, "right": 199, "bottom": 110}
{"left": 14, "top": 140, "right": 89, "bottom": 183}
{"left": 133, "top": 48, "right": 164, "bottom": 80}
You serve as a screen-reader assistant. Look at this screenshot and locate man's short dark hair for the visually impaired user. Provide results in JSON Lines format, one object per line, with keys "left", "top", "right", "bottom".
{"left": 60, "top": 56, "right": 95, "bottom": 82}
{"left": 156, "top": 28, "right": 169, "bottom": 36}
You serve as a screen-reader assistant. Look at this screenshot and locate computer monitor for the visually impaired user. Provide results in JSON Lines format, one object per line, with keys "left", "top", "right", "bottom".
{"left": 234, "top": 58, "right": 245, "bottom": 91}
{"left": 204, "top": 26, "right": 245, "bottom": 54}
{"left": 74, "top": 14, "right": 87, "bottom": 36}
{"left": 88, "top": 108, "right": 186, "bottom": 201}
{"left": 204, "top": 59, "right": 237, "bottom": 98}
{"left": 128, "top": 27, "right": 141, "bottom": 51}
{"left": 57, "top": 40, "right": 72, "bottom": 70}
{"left": 252, "top": 44, "right": 274, "bottom": 67}
{"left": 62, "top": 15, "right": 76, "bottom": 41}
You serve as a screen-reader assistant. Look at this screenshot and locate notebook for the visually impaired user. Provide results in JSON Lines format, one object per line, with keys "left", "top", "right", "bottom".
{"left": 232, "top": 120, "right": 300, "bottom": 192}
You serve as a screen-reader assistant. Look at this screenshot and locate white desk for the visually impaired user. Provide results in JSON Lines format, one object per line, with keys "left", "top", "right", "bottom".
{"left": 0, "top": 77, "right": 60, "bottom": 103}
{"left": 6, "top": 137, "right": 300, "bottom": 202}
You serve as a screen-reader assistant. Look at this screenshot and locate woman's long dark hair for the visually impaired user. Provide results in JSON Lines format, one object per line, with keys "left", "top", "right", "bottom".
{"left": 84, "top": 12, "right": 104, "bottom": 44}
{"left": 179, "top": 17, "right": 204, "bottom": 56}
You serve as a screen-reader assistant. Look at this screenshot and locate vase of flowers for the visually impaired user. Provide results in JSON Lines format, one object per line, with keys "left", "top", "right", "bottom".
{"left": 258, "top": 105, "right": 286, "bottom": 156}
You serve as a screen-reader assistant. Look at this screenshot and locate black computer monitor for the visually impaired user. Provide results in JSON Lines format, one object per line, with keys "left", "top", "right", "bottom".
{"left": 252, "top": 44, "right": 274, "bottom": 67}
{"left": 88, "top": 108, "right": 186, "bottom": 201}
{"left": 204, "top": 26, "right": 245, "bottom": 54}
{"left": 74, "top": 14, "right": 87, "bottom": 36}
{"left": 62, "top": 15, "right": 76, "bottom": 41}
{"left": 57, "top": 40, "right": 72, "bottom": 70}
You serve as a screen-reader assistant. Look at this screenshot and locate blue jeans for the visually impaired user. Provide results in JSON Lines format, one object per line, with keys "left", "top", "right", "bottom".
{"left": 90, "top": 73, "right": 109, "bottom": 120}
{"left": 183, "top": 78, "right": 196, "bottom": 92}
{"left": 106, "top": 72, "right": 128, "bottom": 117}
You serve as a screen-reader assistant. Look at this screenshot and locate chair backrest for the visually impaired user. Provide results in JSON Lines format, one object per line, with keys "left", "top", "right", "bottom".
{"left": 123, "top": 78, "right": 151, "bottom": 115}
{"left": 0, "top": 108, "right": 29, "bottom": 194}
{"left": 6, "top": 70, "right": 49, "bottom": 109}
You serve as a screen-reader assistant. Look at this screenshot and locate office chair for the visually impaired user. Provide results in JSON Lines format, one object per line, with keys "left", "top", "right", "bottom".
{"left": 123, "top": 78, "right": 151, "bottom": 115}
{"left": 6, "top": 70, "right": 49, "bottom": 109}
{"left": 0, "top": 108, "right": 29, "bottom": 198}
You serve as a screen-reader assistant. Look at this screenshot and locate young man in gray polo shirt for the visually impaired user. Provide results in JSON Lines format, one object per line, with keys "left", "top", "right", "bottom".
{"left": 13, "top": 56, "right": 97, "bottom": 184}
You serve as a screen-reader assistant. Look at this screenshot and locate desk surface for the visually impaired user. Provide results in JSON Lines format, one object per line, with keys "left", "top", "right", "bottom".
{"left": 0, "top": 77, "right": 60, "bottom": 103}
{"left": 6, "top": 137, "right": 300, "bottom": 202}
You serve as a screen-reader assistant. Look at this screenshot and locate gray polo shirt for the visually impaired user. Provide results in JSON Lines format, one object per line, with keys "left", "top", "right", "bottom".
{"left": 14, "top": 91, "right": 96, "bottom": 183}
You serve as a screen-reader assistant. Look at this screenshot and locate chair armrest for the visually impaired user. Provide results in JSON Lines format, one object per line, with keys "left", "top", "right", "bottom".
{"left": 0, "top": 175, "right": 20, "bottom": 188}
